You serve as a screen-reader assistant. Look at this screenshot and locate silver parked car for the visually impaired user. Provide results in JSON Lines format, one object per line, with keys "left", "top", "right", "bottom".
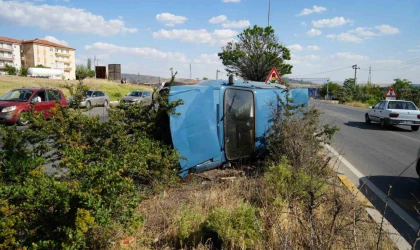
{"left": 365, "top": 100, "right": 420, "bottom": 131}
{"left": 121, "top": 90, "right": 152, "bottom": 105}
{"left": 68, "top": 90, "right": 110, "bottom": 108}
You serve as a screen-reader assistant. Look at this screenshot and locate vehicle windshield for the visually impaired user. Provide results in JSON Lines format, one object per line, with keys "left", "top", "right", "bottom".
{"left": 388, "top": 101, "right": 418, "bottom": 110}
{"left": 127, "top": 91, "right": 141, "bottom": 97}
{"left": 0, "top": 89, "right": 33, "bottom": 102}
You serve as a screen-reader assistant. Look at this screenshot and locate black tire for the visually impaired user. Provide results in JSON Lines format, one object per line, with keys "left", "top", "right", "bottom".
{"left": 17, "top": 112, "right": 29, "bottom": 126}
{"left": 103, "top": 100, "right": 108, "bottom": 107}
{"left": 412, "top": 126, "right": 419, "bottom": 132}
{"left": 416, "top": 160, "right": 420, "bottom": 177}
{"left": 86, "top": 101, "right": 91, "bottom": 109}
{"left": 380, "top": 119, "right": 387, "bottom": 129}
{"left": 365, "top": 114, "right": 371, "bottom": 124}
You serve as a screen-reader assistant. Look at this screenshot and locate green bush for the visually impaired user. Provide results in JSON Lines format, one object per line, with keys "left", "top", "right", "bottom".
{"left": 0, "top": 77, "right": 182, "bottom": 249}
{"left": 205, "top": 202, "right": 261, "bottom": 249}
{"left": 366, "top": 98, "right": 378, "bottom": 106}
{"left": 177, "top": 205, "right": 205, "bottom": 245}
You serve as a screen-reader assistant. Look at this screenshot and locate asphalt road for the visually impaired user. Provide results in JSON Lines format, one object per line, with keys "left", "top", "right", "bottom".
{"left": 312, "top": 99, "right": 420, "bottom": 246}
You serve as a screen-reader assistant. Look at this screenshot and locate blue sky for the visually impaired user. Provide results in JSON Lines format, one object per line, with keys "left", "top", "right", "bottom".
{"left": 1, "top": 0, "right": 419, "bottom": 84}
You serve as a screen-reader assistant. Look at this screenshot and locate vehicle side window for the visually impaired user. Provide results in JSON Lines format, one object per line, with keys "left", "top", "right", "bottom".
{"left": 378, "top": 101, "right": 386, "bottom": 110}
{"left": 145, "top": 92, "right": 151, "bottom": 97}
{"left": 373, "top": 102, "right": 381, "bottom": 109}
{"left": 47, "top": 90, "right": 61, "bottom": 101}
{"left": 224, "top": 89, "right": 255, "bottom": 160}
{"left": 33, "top": 90, "right": 47, "bottom": 102}
{"left": 99, "top": 92, "right": 105, "bottom": 97}
{"left": 92, "top": 91, "right": 98, "bottom": 97}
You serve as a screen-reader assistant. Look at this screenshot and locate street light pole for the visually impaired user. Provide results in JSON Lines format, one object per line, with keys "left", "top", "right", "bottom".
{"left": 326, "top": 80, "right": 329, "bottom": 100}
{"left": 216, "top": 69, "right": 221, "bottom": 80}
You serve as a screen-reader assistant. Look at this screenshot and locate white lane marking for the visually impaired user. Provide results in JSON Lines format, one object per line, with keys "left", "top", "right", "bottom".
{"left": 325, "top": 144, "right": 417, "bottom": 249}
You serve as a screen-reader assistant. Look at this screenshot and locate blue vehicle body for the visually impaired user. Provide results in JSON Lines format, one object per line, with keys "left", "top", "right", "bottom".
{"left": 168, "top": 80, "right": 308, "bottom": 177}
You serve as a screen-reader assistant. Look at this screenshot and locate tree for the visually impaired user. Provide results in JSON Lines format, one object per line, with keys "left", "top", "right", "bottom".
{"left": 319, "top": 82, "right": 340, "bottom": 98}
{"left": 4, "top": 64, "right": 18, "bottom": 75}
{"left": 35, "top": 64, "right": 49, "bottom": 68}
{"left": 218, "top": 25, "right": 292, "bottom": 82}
{"left": 87, "top": 58, "right": 92, "bottom": 71}
{"left": 392, "top": 78, "right": 412, "bottom": 95}
{"left": 76, "top": 64, "right": 89, "bottom": 80}
{"left": 343, "top": 78, "right": 356, "bottom": 89}
{"left": 203, "top": 77, "right": 209, "bottom": 80}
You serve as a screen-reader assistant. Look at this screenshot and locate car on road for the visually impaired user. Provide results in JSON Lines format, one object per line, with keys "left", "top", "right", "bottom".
{"left": 0, "top": 87, "right": 68, "bottom": 126}
{"left": 121, "top": 90, "right": 152, "bottom": 105}
{"left": 67, "top": 90, "right": 110, "bottom": 108}
{"left": 365, "top": 100, "right": 420, "bottom": 131}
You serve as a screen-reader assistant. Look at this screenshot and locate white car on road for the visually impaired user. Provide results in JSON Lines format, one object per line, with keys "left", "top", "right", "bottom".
{"left": 365, "top": 100, "right": 420, "bottom": 131}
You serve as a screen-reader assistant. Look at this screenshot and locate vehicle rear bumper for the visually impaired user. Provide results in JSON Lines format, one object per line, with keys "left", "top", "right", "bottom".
{"left": 0, "top": 112, "right": 18, "bottom": 124}
{"left": 389, "top": 118, "right": 420, "bottom": 126}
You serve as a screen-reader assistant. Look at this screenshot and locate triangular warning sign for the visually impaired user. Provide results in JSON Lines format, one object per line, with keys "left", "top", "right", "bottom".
{"left": 265, "top": 67, "right": 283, "bottom": 84}
{"left": 385, "top": 86, "right": 397, "bottom": 98}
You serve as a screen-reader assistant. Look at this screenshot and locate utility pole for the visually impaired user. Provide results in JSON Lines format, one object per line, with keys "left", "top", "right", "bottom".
{"left": 170, "top": 67, "right": 173, "bottom": 77}
{"left": 216, "top": 69, "right": 221, "bottom": 80}
{"left": 352, "top": 64, "right": 360, "bottom": 85}
{"left": 93, "top": 55, "right": 96, "bottom": 67}
{"left": 268, "top": 0, "right": 271, "bottom": 27}
{"left": 326, "top": 79, "right": 329, "bottom": 100}
{"left": 189, "top": 63, "right": 192, "bottom": 79}
{"left": 368, "top": 65, "right": 372, "bottom": 84}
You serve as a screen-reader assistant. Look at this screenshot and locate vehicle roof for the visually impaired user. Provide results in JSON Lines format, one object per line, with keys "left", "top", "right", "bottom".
{"left": 13, "top": 87, "right": 62, "bottom": 91}
{"left": 130, "top": 90, "right": 151, "bottom": 92}
{"left": 198, "top": 79, "right": 286, "bottom": 89}
{"left": 381, "top": 100, "right": 414, "bottom": 102}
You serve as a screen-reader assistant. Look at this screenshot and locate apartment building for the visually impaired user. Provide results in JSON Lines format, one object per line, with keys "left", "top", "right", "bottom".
{"left": 0, "top": 36, "right": 22, "bottom": 74}
{"left": 22, "top": 38, "right": 76, "bottom": 80}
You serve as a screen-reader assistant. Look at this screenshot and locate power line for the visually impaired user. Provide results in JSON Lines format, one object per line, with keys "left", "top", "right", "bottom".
{"left": 288, "top": 66, "right": 351, "bottom": 77}
{"left": 367, "top": 57, "right": 420, "bottom": 71}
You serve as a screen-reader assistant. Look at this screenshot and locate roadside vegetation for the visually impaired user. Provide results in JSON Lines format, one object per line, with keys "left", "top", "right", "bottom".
{"left": 0, "top": 75, "right": 151, "bottom": 101}
{"left": 0, "top": 25, "right": 397, "bottom": 249}
{"left": 320, "top": 78, "right": 419, "bottom": 108}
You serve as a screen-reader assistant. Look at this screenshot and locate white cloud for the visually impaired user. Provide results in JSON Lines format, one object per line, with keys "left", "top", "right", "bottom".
{"left": 221, "top": 20, "right": 250, "bottom": 29}
{"left": 306, "top": 28, "right": 322, "bottom": 37}
{"left": 331, "top": 52, "right": 370, "bottom": 60}
{"left": 43, "top": 36, "right": 68, "bottom": 46}
{"left": 223, "top": 0, "right": 241, "bottom": 2}
{"left": 407, "top": 49, "right": 420, "bottom": 53}
{"left": 84, "top": 42, "right": 188, "bottom": 62}
{"left": 326, "top": 33, "right": 363, "bottom": 43}
{"left": 348, "top": 27, "right": 377, "bottom": 37}
{"left": 301, "top": 21, "right": 307, "bottom": 27}
{"left": 307, "top": 45, "right": 320, "bottom": 51}
{"left": 156, "top": 13, "right": 188, "bottom": 27}
{"left": 152, "top": 29, "right": 238, "bottom": 45}
{"left": 194, "top": 54, "right": 222, "bottom": 65}
{"left": 296, "top": 5, "right": 326, "bottom": 16}
{"left": 312, "top": 17, "right": 353, "bottom": 28}
{"left": 209, "top": 15, "right": 228, "bottom": 24}
{"left": 375, "top": 25, "right": 400, "bottom": 35}
{"left": 0, "top": 0, "right": 137, "bottom": 36}
{"left": 288, "top": 44, "right": 304, "bottom": 52}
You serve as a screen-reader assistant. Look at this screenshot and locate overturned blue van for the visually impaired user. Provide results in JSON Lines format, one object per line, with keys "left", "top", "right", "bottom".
{"left": 167, "top": 78, "right": 308, "bottom": 177}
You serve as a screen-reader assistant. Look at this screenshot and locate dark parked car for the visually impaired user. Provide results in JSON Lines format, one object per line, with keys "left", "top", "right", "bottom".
{"left": 0, "top": 87, "right": 68, "bottom": 126}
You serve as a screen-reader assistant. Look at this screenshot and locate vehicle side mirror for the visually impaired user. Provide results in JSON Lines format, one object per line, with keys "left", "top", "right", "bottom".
{"left": 369, "top": 106, "right": 372, "bottom": 109}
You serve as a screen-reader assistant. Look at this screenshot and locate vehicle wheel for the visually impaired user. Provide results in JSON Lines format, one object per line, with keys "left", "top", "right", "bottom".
{"left": 380, "top": 119, "right": 387, "bottom": 129}
{"left": 365, "top": 114, "right": 371, "bottom": 124}
{"left": 416, "top": 160, "right": 420, "bottom": 177}
{"left": 103, "top": 100, "right": 108, "bottom": 107}
{"left": 412, "top": 126, "right": 419, "bottom": 132}
{"left": 86, "top": 101, "right": 91, "bottom": 109}
{"left": 17, "top": 112, "right": 29, "bottom": 126}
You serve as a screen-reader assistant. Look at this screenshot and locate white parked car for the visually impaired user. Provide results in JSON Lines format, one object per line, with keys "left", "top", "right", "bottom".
{"left": 365, "top": 100, "right": 420, "bottom": 131}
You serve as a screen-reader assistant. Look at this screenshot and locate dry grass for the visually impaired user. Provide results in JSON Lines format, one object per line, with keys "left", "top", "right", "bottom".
{"left": 0, "top": 75, "right": 152, "bottom": 101}
{"left": 109, "top": 167, "right": 396, "bottom": 250}
{"left": 344, "top": 101, "right": 370, "bottom": 109}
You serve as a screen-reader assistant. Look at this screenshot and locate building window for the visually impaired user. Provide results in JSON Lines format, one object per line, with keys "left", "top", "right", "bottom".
{"left": 50, "top": 48, "right": 53, "bottom": 52}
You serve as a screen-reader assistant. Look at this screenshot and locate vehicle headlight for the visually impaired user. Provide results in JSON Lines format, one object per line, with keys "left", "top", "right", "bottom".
{"left": 2, "top": 106, "right": 17, "bottom": 112}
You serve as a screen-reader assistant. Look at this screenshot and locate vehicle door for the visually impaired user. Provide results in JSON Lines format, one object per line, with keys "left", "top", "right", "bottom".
{"left": 98, "top": 91, "right": 106, "bottom": 105}
{"left": 45, "top": 90, "right": 60, "bottom": 118}
{"left": 369, "top": 101, "right": 383, "bottom": 121}
{"left": 31, "top": 90, "right": 50, "bottom": 118}
{"left": 376, "top": 101, "right": 387, "bottom": 120}
{"left": 224, "top": 89, "right": 255, "bottom": 160}
{"left": 91, "top": 91, "right": 101, "bottom": 106}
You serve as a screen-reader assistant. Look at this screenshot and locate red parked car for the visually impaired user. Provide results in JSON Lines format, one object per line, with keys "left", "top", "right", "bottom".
{"left": 0, "top": 87, "right": 68, "bottom": 126}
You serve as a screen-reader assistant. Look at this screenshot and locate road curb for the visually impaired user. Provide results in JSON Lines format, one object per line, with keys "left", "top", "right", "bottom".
{"left": 326, "top": 144, "right": 412, "bottom": 250}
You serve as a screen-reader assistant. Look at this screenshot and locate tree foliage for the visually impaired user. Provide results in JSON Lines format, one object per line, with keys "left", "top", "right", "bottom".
{"left": 392, "top": 78, "right": 412, "bottom": 95}
{"left": 76, "top": 64, "right": 95, "bottom": 80}
{"left": 319, "top": 82, "right": 340, "bottom": 98}
{"left": 3, "top": 64, "right": 18, "bottom": 75}
{"left": 218, "top": 25, "right": 292, "bottom": 81}
{"left": 35, "top": 64, "right": 49, "bottom": 68}
{"left": 0, "top": 76, "right": 183, "bottom": 248}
